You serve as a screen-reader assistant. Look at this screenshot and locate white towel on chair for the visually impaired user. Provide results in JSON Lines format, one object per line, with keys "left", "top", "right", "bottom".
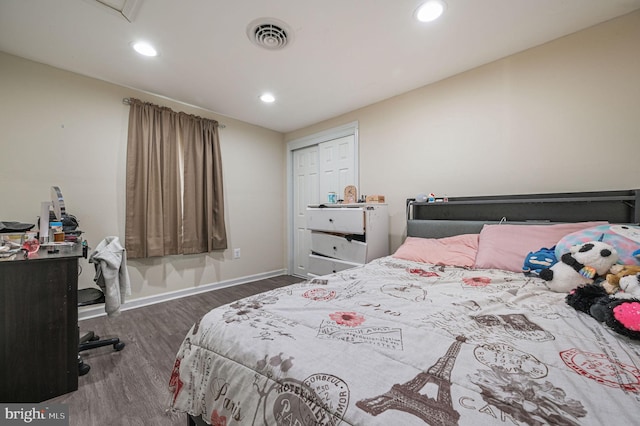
{"left": 89, "top": 236, "right": 132, "bottom": 317}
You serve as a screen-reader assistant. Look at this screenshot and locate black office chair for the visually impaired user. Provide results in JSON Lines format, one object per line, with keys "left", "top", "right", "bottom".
{"left": 77, "top": 287, "right": 125, "bottom": 376}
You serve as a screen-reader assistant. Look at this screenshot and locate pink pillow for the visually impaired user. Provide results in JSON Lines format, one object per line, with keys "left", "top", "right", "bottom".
{"left": 393, "top": 234, "right": 479, "bottom": 267}
{"left": 473, "top": 221, "right": 608, "bottom": 272}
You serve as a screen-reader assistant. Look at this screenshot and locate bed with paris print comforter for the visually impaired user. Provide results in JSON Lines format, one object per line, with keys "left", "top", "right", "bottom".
{"left": 167, "top": 256, "right": 640, "bottom": 426}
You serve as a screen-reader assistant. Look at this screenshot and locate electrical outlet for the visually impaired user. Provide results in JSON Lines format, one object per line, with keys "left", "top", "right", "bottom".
{"left": 233, "top": 248, "right": 241, "bottom": 259}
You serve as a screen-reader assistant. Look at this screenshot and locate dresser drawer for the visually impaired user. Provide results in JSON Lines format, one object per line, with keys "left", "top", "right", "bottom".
{"left": 306, "top": 208, "right": 365, "bottom": 234}
{"left": 311, "top": 232, "right": 367, "bottom": 264}
{"left": 308, "top": 254, "right": 360, "bottom": 276}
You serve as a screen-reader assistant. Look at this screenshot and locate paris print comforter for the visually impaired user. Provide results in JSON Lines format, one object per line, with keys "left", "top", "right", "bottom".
{"left": 168, "top": 257, "right": 640, "bottom": 425}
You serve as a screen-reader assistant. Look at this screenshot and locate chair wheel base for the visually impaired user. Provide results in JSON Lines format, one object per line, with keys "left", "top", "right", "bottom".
{"left": 79, "top": 336, "right": 124, "bottom": 352}
{"left": 79, "top": 359, "right": 91, "bottom": 376}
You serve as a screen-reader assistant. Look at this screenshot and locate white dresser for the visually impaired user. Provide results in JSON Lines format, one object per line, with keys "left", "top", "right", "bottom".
{"left": 306, "top": 204, "right": 389, "bottom": 277}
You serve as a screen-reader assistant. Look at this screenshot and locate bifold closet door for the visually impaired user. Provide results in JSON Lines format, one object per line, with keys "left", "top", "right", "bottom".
{"left": 291, "top": 134, "right": 356, "bottom": 278}
{"left": 292, "top": 145, "right": 319, "bottom": 277}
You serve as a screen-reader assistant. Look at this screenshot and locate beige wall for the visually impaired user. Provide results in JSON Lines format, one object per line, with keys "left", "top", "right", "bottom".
{"left": 2, "top": 11, "right": 639, "bottom": 303}
{"left": 286, "top": 10, "right": 640, "bottom": 251}
{"left": 0, "top": 52, "right": 287, "bottom": 300}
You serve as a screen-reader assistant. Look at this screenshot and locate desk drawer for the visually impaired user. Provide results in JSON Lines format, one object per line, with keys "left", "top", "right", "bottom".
{"left": 308, "top": 254, "right": 360, "bottom": 276}
{"left": 306, "top": 208, "right": 364, "bottom": 234}
{"left": 311, "top": 232, "right": 367, "bottom": 264}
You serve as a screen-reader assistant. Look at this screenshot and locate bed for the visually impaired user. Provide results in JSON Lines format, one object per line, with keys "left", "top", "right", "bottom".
{"left": 168, "top": 189, "right": 640, "bottom": 426}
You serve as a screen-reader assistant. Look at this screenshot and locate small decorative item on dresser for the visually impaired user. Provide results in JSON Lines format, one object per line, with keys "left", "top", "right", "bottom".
{"left": 365, "top": 195, "right": 385, "bottom": 203}
{"left": 344, "top": 185, "right": 358, "bottom": 204}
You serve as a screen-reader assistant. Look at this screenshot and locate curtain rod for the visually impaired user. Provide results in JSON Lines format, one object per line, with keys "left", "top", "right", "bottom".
{"left": 122, "top": 97, "right": 226, "bottom": 128}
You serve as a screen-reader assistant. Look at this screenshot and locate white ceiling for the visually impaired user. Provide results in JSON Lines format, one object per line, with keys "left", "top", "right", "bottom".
{"left": 1, "top": 0, "right": 639, "bottom": 133}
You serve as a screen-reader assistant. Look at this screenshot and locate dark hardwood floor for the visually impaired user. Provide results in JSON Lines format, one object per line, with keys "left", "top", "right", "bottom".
{"left": 48, "top": 274, "right": 303, "bottom": 426}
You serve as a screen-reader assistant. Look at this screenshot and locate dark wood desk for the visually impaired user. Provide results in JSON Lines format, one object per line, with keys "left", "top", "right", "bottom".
{"left": 0, "top": 244, "right": 83, "bottom": 402}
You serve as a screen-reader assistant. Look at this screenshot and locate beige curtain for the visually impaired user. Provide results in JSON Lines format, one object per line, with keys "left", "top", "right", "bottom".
{"left": 125, "top": 99, "right": 227, "bottom": 258}
{"left": 181, "top": 112, "right": 227, "bottom": 254}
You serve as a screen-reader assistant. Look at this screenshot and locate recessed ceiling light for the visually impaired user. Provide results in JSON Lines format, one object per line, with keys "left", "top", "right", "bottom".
{"left": 133, "top": 41, "right": 157, "bottom": 57}
{"left": 415, "top": 0, "right": 446, "bottom": 23}
{"left": 260, "top": 93, "right": 275, "bottom": 103}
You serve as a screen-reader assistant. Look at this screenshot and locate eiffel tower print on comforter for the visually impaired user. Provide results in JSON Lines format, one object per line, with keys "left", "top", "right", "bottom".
{"left": 168, "top": 257, "right": 640, "bottom": 426}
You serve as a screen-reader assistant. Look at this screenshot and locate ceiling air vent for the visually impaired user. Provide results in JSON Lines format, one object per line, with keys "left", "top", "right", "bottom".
{"left": 247, "top": 18, "right": 292, "bottom": 51}
{"left": 89, "top": 0, "right": 143, "bottom": 23}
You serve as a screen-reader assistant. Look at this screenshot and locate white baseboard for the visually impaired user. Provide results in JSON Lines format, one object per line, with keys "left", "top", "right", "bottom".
{"left": 78, "top": 269, "right": 288, "bottom": 321}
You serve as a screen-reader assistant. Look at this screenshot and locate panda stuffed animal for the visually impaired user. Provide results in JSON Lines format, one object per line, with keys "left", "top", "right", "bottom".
{"left": 539, "top": 241, "right": 618, "bottom": 293}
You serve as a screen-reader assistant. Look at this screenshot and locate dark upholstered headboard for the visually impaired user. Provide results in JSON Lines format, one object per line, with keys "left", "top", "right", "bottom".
{"left": 406, "top": 189, "right": 639, "bottom": 239}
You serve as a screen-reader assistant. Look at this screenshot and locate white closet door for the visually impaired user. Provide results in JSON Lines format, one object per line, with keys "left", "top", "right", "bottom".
{"left": 319, "top": 135, "right": 356, "bottom": 202}
{"left": 289, "top": 123, "right": 358, "bottom": 278}
{"left": 292, "top": 145, "right": 319, "bottom": 277}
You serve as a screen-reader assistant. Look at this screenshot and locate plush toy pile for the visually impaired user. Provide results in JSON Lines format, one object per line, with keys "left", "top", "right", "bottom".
{"left": 536, "top": 236, "right": 640, "bottom": 340}
{"left": 565, "top": 274, "right": 640, "bottom": 341}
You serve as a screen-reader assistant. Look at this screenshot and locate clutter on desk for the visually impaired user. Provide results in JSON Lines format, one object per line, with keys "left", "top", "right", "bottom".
{"left": 41, "top": 214, "right": 82, "bottom": 253}
{"left": 39, "top": 186, "right": 83, "bottom": 244}
{"left": 0, "top": 224, "right": 35, "bottom": 259}
{"left": 23, "top": 231, "right": 40, "bottom": 254}
{"left": 0, "top": 234, "right": 28, "bottom": 261}
{"left": 0, "top": 221, "right": 35, "bottom": 233}
{"left": 1, "top": 186, "right": 84, "bottom": 260}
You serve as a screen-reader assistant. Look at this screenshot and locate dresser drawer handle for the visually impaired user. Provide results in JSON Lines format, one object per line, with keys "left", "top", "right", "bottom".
{"left": 329, "top": 218, "right": 333, "bottom": 223}
{"left": 333, "top": 246, "right": 337, "bottom": 251}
